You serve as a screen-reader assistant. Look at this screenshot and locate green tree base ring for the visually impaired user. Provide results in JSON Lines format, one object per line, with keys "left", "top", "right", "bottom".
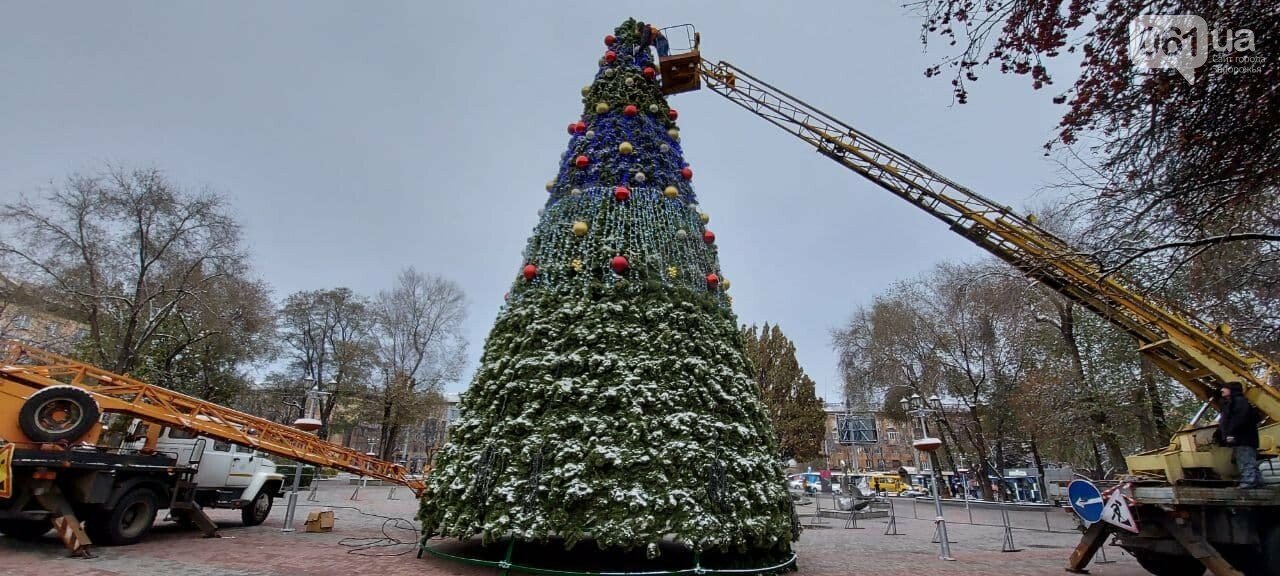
{"left": 417, "top": 538, "right": 798, "bottom": 576}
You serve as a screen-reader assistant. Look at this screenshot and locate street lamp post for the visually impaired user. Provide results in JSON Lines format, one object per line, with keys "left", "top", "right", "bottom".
{"left": 280, "top": 398, "right": 305, "bottom": 533}
{"left": 901, "top": 392, "right": 955, "bottom": 561}
{"left": 282, "top": 387, "right": 329, "bottom": 532}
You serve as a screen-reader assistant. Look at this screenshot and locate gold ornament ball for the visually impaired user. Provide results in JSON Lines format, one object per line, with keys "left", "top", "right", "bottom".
{"left": 699, "top": 212, "right": 710, "bottom": 224}
{"left": 571, "top": 259, "right": 583, "bottom": 272}
{"left": 668, "top": 128, "right": 680, "bottom": 141}
{"left": 721, "top": 278, "right": 731, "bottom": 291}
{"left": 572, "top": 221, "right": 588, "bottom": 237}
{"left": 596, "top": 102, "right": 610, "bottom": 114}
{"left": 545, "top": 180, "right": 555, "bottom": 192}
{"left": 581, "top": 85, "right": 591, "bottom": 96}
{"left": 667, "top": 266, "right": 679, "bottom": 278}
{"left": 619, "top": 141, "right": 634, "bottom": 155}
{"left": 663, "top": 186, "right": 679, "bottom": 199}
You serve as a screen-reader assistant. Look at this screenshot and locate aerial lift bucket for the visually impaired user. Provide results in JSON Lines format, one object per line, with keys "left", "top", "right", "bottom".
{"left": 658, "top": 24, "right": 701, "bottom": 95}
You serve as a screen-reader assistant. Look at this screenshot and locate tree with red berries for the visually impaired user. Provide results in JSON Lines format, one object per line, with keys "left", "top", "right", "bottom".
{"left": 418, "top": 19, "right": 798, "bottom": 561}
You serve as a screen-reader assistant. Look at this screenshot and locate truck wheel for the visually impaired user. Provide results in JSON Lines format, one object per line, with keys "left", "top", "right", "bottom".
{"left": 87, "top": 488, "right": 158, "bottom": 545}
{"left": 0, "top": 518, "right": 52, "bottom": 540}
{"left": 1131, "top": 550, "right": 1206, "bottom": 576}
{"left": 19, "top": 386, "right": 101, "bottom": 443}
{"left": 241, "top": 491, "right": 272, "bottom": 526}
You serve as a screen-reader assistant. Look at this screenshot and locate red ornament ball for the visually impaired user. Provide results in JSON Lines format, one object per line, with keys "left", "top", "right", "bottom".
{"left": 681, "top": 166, "right": 693, "bottom": 181}
{"left": 667, "top": 108, "right": 679, "bottom": 121}
{"left": 604, "top": 35, "right": 616, "bottom": 46}
{"left": 522, "top": 264, "right": 538, "bottom": 281}
{"left": 614, "top": 185, "right": 631, "bottom": 202}
{"left": 574, "top": 121, "right": 586, "bottom": 134}
{"left": 624, "top": 104, "right": 638, "bottom": 117}
{"left": 703, "top": 230, "right": 716, "bottom": 245}
{"left": 643, "top": 66, "right": 656, "bottom": 79}
{"left": 575, "top": 155, "right": 589, "bottom": 169}
{"left": 706, "top": 273, "right": 720, "bottom": 288}
{"left": 604, "top": 51, "right": 617, "bottom": 63}
{"left": 566, "top": 122, "right": 576, "bottom": 134}
{"left": 611, "top": 255, "right": 630, "bottom": 274}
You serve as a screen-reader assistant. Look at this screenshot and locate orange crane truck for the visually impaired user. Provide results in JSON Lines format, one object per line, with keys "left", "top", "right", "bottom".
{"left": 0, "top": 340, "right": 426, "bottom": 557}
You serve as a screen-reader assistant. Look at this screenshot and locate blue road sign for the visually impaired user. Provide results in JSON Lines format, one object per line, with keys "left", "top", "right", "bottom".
{"left": 1068, "top": 480, "right": 1105, "bottom": 524}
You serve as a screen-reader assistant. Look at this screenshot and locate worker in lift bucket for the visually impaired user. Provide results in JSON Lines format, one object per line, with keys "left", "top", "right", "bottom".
{"left": 653, "top": 26, "right": 669, "bottom": 57}
{"left": 637, "top": 22, "right": 669, "bottom": 57}
{"left": 1217, "top": 382, "right": 1263, "bottom": 488}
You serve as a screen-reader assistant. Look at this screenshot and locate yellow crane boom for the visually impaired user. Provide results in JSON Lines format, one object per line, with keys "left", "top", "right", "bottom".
{"left": 0, "top": 340, "right": 425, "bottom": 494}
{"left": 674, "top": 55, "right": 1279, "bottom": 482}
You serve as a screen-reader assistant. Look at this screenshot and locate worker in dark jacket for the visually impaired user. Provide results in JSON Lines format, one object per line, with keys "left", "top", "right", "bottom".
{"left": 1218, "top": 382, "right": 1262, "bottom": 488}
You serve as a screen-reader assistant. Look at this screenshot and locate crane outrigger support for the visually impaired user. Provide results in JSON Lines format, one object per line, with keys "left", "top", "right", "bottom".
{"left": 0, "top": 340, "right": 426, "bottom": 495}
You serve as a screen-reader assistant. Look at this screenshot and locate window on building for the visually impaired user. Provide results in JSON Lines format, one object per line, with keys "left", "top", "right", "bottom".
{"left": 13, "top": 314, "right": 31, "bottom": 329}
{"left": 886, "top": 428, "right": 898, "bottom": 442}
{"left": 45, "top": 320, "right": 61, "bottom": 337}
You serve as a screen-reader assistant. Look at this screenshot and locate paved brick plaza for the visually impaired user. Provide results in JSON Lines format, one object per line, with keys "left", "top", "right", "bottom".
{"left": 3, "top": 483, "right": 1150, "bottom": 576}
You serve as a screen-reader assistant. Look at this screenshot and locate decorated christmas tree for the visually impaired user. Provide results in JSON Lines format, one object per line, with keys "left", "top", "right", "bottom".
{"left": 419, "top": 19, "right": 797, "bottom": 561}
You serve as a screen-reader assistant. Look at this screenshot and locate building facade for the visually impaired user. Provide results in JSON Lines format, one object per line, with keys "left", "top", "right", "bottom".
{"left": 0, "top": 275, "right": 88, "bottom": 353}
{"left": 327, "top": 392, "right": 461, "bottom": 473}
{"left": 820, "top": 402, "right": 917, "bottom": 473}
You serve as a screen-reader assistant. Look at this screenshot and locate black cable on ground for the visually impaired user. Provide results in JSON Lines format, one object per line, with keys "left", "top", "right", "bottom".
{"left": 293, "top": 503, "right": 421, "bottom": 556}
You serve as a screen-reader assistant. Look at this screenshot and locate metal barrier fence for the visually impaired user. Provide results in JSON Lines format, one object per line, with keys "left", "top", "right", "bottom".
{"left": 793, "top": 490, "right": 1081, "bottom": 535}
{"left": 791, "top": 490, "right": 1099, "bottom": 562}
{"left": 903, "top": 495, "right": 1079, "bottom": 534}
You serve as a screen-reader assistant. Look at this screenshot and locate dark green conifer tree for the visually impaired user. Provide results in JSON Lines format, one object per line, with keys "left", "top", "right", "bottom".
{"left": 741, "top": 324, "right": 827, "bottom": 463}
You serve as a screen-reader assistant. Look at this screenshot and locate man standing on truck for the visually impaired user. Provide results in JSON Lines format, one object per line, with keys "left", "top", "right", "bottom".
{"left": 1218, "top": 382, "right": 1263, "bottom": 488}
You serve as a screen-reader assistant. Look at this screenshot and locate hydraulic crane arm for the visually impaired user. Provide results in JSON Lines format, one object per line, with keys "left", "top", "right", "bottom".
{"left": 694, "top": 58, "right": 1280, "bottom": 420}
{"left": 0, "top": 341, "right": 426, "bottom": 495}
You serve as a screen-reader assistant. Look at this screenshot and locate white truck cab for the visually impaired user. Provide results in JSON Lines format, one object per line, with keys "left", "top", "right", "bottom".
{"left": 126, "top": 425, "right": 285, "bottom": 526}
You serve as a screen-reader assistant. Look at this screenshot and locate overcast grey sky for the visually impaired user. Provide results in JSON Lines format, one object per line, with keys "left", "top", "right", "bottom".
{"left": 0, "top": 1, "right": 1074, "bottom": 400}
